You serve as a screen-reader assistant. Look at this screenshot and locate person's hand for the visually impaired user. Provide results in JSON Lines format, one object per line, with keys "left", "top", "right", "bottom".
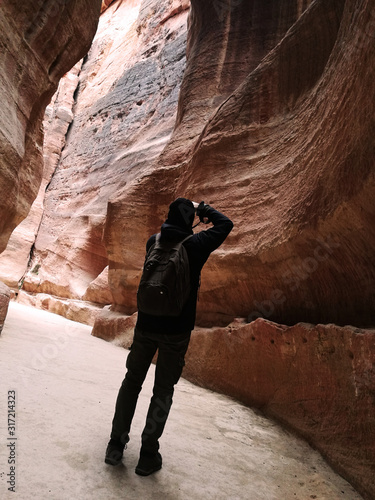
{"left": 196, "top": 201, "right": 212, "bottom": 223}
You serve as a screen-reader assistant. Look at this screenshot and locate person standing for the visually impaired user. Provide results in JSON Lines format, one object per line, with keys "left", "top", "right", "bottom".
{"left": 105, "top": 198, "right": 233, "bottom": 475}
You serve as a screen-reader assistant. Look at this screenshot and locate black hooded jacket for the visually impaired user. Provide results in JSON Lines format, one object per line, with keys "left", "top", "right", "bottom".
{"left": 136, "top": 206, "right": 234, "bottom": 334}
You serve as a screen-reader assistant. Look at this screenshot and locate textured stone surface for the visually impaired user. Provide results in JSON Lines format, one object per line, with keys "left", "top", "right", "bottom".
{"left": 10, "top": 0, "right": 374, "bottom": 329}
{"left": 20, "top": 0, "right": 189, "bottom": 303}
{"left": 0, "top": 62, "right": 84, "bottom": 288}
{"left": 0, "top": 1, "right": 373, "bottom": 496}
{"left": 82, "top": 266, "right": 114, "bottom": 304}
{"left": 0, "top": 282, "right": 11, "bottom": 333}
{"left": 0, "top": 0, "right": 102, "bottom": 253}
{"left": 103, "top": 0, "right": 375, "bottom": 328}
{"left": 15, "top": 290, "right": 103, "bottom": 326}
{"left": 2, "top": 1, "right": 373, "bottom": 325}
{"left": 183, "top": 318, "right": 375, "bottom": 500}
{"left": 91, "top": 306, "right": 137, "bottom": 346}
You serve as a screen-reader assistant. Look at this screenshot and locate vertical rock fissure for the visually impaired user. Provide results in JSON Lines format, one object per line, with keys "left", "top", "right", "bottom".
{"left": 22, "top": 59, "right": 87, "bottom": 283}
{"left": 17, "top": 58, "right": 82, "bottom": 292}
{"left": 0, "top": 59, "right": 86, "bottom": 290}
{"left": 47, "top": 59, "right": 84, "bottom": 182}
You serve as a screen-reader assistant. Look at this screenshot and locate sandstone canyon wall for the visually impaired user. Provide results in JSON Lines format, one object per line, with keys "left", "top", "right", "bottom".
{"left": 0, "top": 0, "right": 102, "bottom": 254}
{"left": 104, "top": 0, "right": 375, "bottom": 329}
{"left": 7, "top": 0, "right": 190, "bottom": 312}
{"left": 0, "top": 61, "right": 84, "bottom": 289}
{"left": 184, "top": 318, "right": 375, "bottom": 500}
{"left": 5, "top": 0, "right": 373, "bottom": 331}
{"left": 0, "top": 1, "right": 374, "bottom": 497}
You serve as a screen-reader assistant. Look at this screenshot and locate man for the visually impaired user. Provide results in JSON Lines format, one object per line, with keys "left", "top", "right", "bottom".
{"left": 105, "top": 198, "right": 233, "bottom": 475}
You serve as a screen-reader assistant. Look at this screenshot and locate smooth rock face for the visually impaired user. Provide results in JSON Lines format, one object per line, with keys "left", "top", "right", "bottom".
{"left": 0, "top": 62, "right": 84, "bottom": 288}
{"left": 183, "top": 319, "right": 375, "bottom": 500}
{"left": 0, "top": 0, "right": 102, "bottom": 254}
{"left": 0, "top": 282, "right": 10, "bottom": 333}
{"left": 19, "top": 0, "right": 189, "bottom": 303}
{"left": 104, "top": 0, "right": 375, "bottom": 328}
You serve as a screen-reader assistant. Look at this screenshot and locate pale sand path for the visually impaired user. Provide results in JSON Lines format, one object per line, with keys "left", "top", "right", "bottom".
{"left": 0, "top": 302, "right": 362, "bottom": 500}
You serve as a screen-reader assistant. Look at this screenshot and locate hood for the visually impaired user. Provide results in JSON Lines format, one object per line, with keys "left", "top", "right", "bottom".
{"left": 160, "top": 222, "right": 193, "bottom": 241}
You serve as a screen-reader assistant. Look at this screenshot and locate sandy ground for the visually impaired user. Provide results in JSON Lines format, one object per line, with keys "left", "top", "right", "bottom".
{"left": 0, "top": 302, "right": 362, "bottom": 500}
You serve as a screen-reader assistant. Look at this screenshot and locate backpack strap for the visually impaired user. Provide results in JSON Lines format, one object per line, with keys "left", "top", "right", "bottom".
{"left": 154, "top": 233, "right": 192, "bottom": 250}
{"left": 180, "top": 234, "right": 193, "bottom": 245}
{"left": 150, "top": 233, "right": 162, "bottom": 250}
{"left": 172, "top": 234, "right": 192, "bottom": 251}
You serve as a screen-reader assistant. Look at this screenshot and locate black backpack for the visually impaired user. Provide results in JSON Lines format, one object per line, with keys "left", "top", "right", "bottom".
{"left": 137, "top": 233, "right": 192, "bottom": 317}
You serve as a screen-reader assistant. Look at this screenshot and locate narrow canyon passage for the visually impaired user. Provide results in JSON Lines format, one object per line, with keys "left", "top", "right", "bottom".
{"left": 0, "top": 303, "right": 362, "bottom": 500}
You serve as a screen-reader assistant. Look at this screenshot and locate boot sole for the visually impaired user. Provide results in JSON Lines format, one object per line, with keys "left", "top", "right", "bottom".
{"left": 105, "top": 456, "right": 122, "bottom": 466}
{"left": 135, "top": 464, "right": 162, "bottom": 476}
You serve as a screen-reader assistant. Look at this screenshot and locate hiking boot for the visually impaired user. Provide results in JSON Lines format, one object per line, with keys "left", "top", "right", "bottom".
{"left": 105, "top": 439, "right": 125, "bottom": 466}
{"left": 135, "top": 451, "right": 162, "bottom": 476}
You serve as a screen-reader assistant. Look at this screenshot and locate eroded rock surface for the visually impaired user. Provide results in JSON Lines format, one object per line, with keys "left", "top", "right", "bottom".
{"left": 0, "top": 62, "right": 84, "bottom": 288}
{"left": 0, "top": 0, "right": 102, "bottom": 253}
{"left": 7, "top": 0, "right": 374, "bottom": 330}
{"left": 183, "top": 319, "right": 375, "bottom": 500}
{"left": 15, "top": 289, "right": 103, "bottom": 326}
{"left": 19, "top": 0, "right": 189, "bottom": 304}
{"left": 104, "top": 0, "right": 375, "bottom": 328}
{"left": 1, "top": 2, "right": 374, "bottom": 496}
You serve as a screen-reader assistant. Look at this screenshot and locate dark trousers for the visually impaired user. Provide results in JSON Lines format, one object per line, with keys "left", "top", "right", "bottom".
{"left": 110, "top": 327, "right": 191, "bottom": 454}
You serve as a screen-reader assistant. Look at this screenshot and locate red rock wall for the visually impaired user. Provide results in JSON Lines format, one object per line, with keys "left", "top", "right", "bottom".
{"left": 16, "top": 0, "right": 190, "bottom": 303}
{"left": 0, "top": 0, "right": 102, "bottom": 254}
{"left": 183, "top": 319, "right": 375, "bottom": 500}
{"left": 0, "top": 62, "right": 84, "bottom": 288}
{"left": 104, "top": 0, "right": 375, "bottom": 328}
{"left": 1, "top": 2, "right": 374, "bottom": 496}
